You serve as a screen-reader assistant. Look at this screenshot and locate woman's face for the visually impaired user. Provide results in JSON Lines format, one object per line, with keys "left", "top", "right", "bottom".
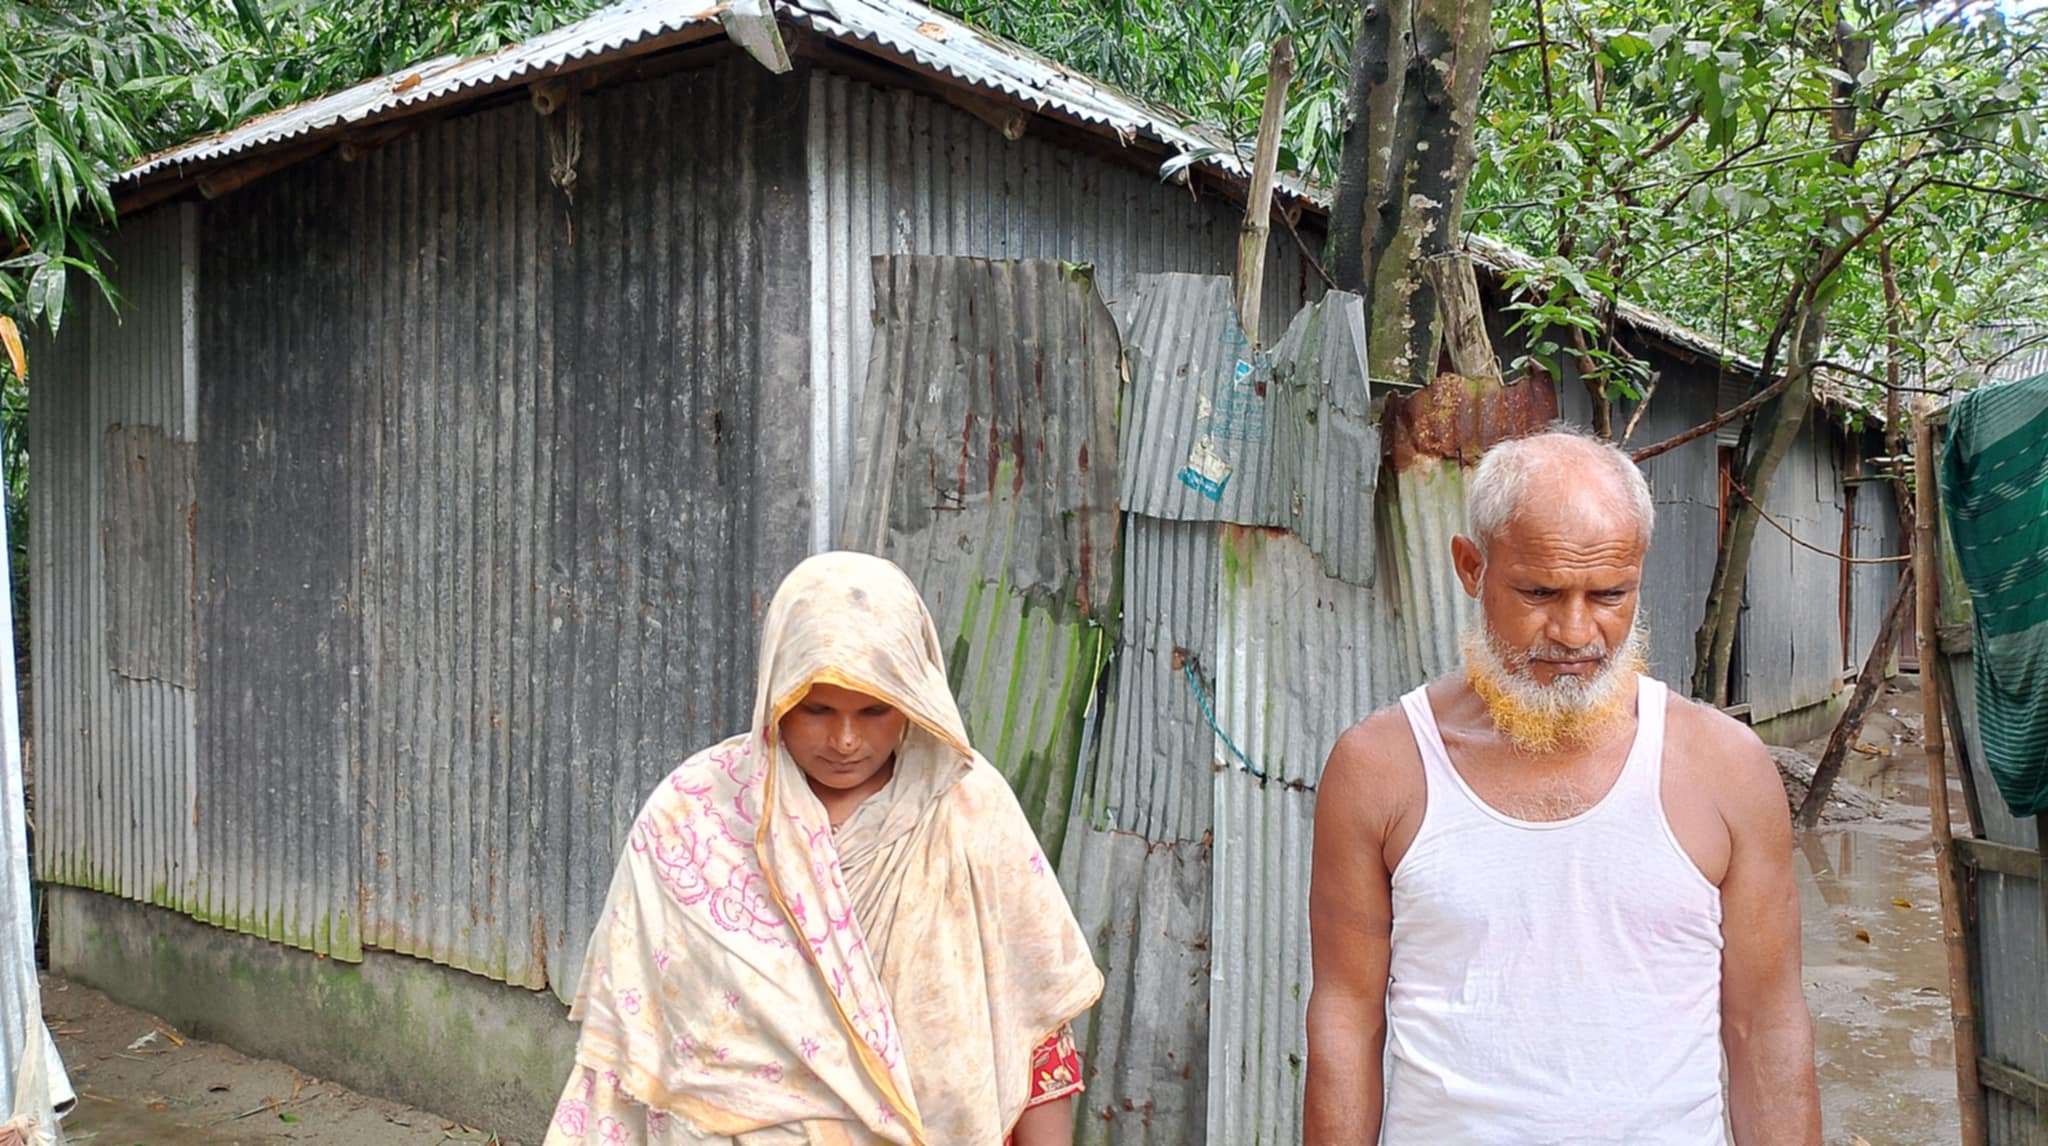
{"left": 778, "top": 682, "right": 910, "bottom": 796}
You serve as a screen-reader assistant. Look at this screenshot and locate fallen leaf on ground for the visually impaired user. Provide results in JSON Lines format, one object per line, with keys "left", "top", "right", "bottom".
{"left": 1855, "top": 928, "right": 1872, "bottom": 943}
{"left": 1893, "top": 897, "right": 1913, "bottom": 909}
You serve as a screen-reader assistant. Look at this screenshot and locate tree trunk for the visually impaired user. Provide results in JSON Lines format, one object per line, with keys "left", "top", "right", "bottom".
{"left": 1326, "top": 0, "right": 1491, "bottom": 391}
{"left": 1326, "top": 0, "right": 1407, "bottom": 294}
{"left": 1364, "top": 0, "right": 1493, "bottom": 389}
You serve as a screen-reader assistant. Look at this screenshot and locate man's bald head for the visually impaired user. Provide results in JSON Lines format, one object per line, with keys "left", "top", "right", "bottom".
{"left": 1466, "top": 427, "right": 1655, "bottom": 556}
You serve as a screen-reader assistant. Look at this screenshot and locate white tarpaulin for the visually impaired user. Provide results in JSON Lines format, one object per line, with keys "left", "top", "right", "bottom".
{"left": 0, "top": 449, "right": 69, "bottom": 1143}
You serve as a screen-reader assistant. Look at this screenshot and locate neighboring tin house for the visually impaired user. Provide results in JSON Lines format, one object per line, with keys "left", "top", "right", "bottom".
{"left": 29, "top": 0, "right": 1900, "bottom": 1140}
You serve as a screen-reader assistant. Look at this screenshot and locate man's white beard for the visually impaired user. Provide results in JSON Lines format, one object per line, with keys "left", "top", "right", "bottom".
{"left": 1461, "top": 616, "right": 1649, "bottom": 753}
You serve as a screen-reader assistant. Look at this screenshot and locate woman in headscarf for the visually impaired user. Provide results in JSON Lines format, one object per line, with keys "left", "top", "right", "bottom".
{"left": 544, "top": 552, "right": 1103, "bottom": 1146}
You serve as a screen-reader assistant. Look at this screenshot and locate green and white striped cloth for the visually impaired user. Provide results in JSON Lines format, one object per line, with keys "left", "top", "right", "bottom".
{"left": 1941, "top": 372, "right": 2048, "bottom": 818}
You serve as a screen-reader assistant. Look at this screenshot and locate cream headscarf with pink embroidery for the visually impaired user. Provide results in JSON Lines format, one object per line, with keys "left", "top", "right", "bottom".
{"left": 547, "top": 552, "right": 1102, "bottom": 1146}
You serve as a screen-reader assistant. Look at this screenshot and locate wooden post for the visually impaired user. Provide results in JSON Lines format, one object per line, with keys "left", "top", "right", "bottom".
{"left": 1235, "top": 35, "right": 1293, "bottom": 346}
{"left": 1915, "top": 401, "right": 1987, "bottom": 1146}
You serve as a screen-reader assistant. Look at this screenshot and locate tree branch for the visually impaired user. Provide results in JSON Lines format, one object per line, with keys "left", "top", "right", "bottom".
{"left": 1927, "top": 178, "right": 2048, "bottom": 206}
{"left": 1629, "top": 361, "right": 1814, "bottom": 463}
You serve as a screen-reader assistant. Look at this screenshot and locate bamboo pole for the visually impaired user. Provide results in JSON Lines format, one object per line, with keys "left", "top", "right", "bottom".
{"left": 1234, "top": 35, "right": 1293, "bottom": 346}
{"left": 1914, "top": 400, "right": 1986, "bottom": 1146}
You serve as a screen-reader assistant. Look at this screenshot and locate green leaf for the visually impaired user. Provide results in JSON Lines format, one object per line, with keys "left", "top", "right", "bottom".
{"left": 28, "top": 263, "right": 65, "bottom": 333}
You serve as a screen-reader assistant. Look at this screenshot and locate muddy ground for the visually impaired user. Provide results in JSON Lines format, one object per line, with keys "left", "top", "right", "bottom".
{"left": 1790, "top": 673, "right": 1968, "bottom": 1146}
{"left": 40, "top": 677, "right": 1968, "bottom": 1146}
{"left": 40, "top": 978, "right": 514, "bottom": 1145}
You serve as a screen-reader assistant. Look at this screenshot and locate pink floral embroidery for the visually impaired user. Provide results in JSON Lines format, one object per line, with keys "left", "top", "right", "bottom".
{"left": 597, "top": 1115, "right": 627, "bottom": 1146}
{"left": 1028, "top": 851, "right": 1048, "bottom": 876}
{"left": 614, "top": 989, "right": 643, "bottom": 1016}
{"left": 798, "top": 1037, "right": 820, "bottom": 1060}
{"left": 647, "top": 1110, "right": 670, "bottom": 1134}
{"left": 672, "top": 1034, "right": 696, "bottom": 1057}
{"left": 652, "top": 948, "right": 671, "bottom": 971}
{"left": 603, "top": 1070, "right": 621, "bottom": 1091}
{"left": 578, "top": 1070, "right": 597, "bottom": 1101}
{"left": 708, "top": 870, "right": 787, "bottom": 944}
{"left": 714, "top": 1045, "right": 731, "bottom": 1061}
{"left": 754, "top": 1063, "right": 785, "bottom": 1083}
{"left": 723, "top": 991, "right": 741, "bottom": 1011}
{"left": 553, "top": 1099, "right": 589, "bottom": 1137}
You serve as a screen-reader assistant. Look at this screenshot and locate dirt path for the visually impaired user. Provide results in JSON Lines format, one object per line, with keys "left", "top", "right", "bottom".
{"left": 1790, "top": 675, "right": 1968, "bottom": 1146}
{"left": 40, "top": 975, "right": 522, "bottom": 1146}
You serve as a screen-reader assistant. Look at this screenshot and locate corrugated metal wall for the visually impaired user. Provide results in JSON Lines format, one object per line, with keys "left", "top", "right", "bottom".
{"left": 1848, "top": 465, "right": 1903, "bottom": 667}
{"left": 842, "top": 256, "right": 1122, "bottom": 858}
{"left": 1208, "top": 524, "right": 1414, "bottom": 1145}
{"left": 31, "top": 206, "right": 200, "bottom": 913}
{"left": 359, "top": 55, "right": 807, "bottom": 990}
{"left": 39, "top": 55, "right": 813, "bottom": 996}
{"left": 1059, "top": 516, "right": 1218, "bottom": 1143}
{"left": 198, "top": 157, "right": 363, "bottom": 958}
{"left": 805, "top": 70, "right": 1315, "bottom": 545}
{"left": 1072, "top": 279, "right": 1406, "bottom": 1143}
{"left": 1740, "top": 419, "right": 1848, "bottom": 722}
{"left": 1940, "top": 484, "right": 2045, "bottom": 1146}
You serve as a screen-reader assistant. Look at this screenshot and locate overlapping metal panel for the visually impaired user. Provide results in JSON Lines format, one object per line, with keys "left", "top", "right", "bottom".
{"left": 1384, "top": 458, "right": 1477, "bottom": 681}
{"left": 842, "top": 255, "right": 1121, "bottom": 857}
{"left": 1116, "top": 276, "right": 1375, "bottom": 584}
{"left": 1207, "top": 525, "right": 1417, "bottom": 1146}
{"left": 30, "top": 206, "right": 200, "bottom": 914}
{"left": 1074, "top": 277, "right": 1407, "bottom": 1142}
{"left": 803, "top": 71, "right": 1313, "bottom": 544}
{"left": 1060, "top": 517, "right": 1219, "bottom": 1144}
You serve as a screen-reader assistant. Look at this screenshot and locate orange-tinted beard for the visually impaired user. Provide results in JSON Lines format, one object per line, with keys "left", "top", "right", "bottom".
{"left": 1462, "top": 623, "right": 1648, "bottom": 754}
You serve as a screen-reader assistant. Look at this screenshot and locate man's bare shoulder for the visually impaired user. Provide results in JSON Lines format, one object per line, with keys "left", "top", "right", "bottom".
{"left": 1320, "top": 699, "right": 1428, "bottom": 827}
{"left": 1664, "top": 690, "right": 1788, "bottom": 828}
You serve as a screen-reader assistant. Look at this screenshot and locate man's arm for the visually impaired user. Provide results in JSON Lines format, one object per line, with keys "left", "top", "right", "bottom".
{"left": 1303, "top": 722, "right": 1398, "bottom": 1145}
{"left": 1714, "top": 718, "right": 1821, "bottom": 1146}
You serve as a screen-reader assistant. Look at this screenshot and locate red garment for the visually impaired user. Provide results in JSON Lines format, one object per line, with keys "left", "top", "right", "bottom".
{"left": 1003, "top": 1027, "right": 1084, "bottom": 1145}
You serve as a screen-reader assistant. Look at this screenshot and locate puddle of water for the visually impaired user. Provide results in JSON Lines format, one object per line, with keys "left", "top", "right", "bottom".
{"left": 1796, "top": 699, "right": 1967, "bottom": 1146}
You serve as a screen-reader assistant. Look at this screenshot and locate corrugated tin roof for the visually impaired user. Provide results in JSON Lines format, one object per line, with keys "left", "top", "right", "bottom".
{"left": 118, "top": 0, "right": 1315, "bottom": 208}
{"left": 121, "top": 0, "right": 719, "bottom": 184}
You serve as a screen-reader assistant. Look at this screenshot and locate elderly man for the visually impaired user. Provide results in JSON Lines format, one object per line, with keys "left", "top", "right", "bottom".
{"left": 1304, "top": 429, "right": 1820, "bottom": 1144}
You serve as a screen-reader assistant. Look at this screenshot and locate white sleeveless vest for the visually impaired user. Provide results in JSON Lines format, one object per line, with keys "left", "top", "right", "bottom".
{"left": 1383, "top": 677, "right": 1727, "bottom": 1144}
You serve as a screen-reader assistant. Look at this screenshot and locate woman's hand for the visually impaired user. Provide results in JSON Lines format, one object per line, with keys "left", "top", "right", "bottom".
{"left": 1010, "top": 1096, "right": 1074, "bottom": 1146}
